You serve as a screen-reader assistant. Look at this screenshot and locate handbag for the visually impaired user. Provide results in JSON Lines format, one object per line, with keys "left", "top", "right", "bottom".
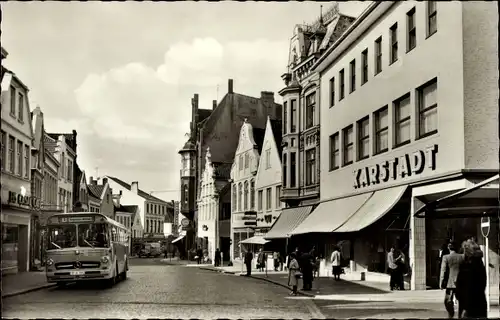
{"left": 295, "top": 272, "right": 303, "bottom": 279}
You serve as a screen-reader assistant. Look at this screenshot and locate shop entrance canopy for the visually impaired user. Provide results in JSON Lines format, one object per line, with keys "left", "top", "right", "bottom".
{"left": 414, "top": 174, "right": 499, "bottom": 219}
{"left": 239, "top": 236, "right": 269, "bottom": 245}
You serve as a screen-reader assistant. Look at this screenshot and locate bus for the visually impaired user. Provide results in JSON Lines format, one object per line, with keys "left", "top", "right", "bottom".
{"left": 45, "top": 212, "right": 129, "bottom": 287}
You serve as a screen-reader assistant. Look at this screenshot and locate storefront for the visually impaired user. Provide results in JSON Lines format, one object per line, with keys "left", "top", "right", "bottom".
{"left": 1, "top": 185, "right": 40, "bottom": 274}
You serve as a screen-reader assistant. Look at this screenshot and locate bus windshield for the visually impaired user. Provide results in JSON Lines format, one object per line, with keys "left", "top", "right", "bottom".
{"left": 78, "top": 223, "right": 109, "bottom": 248}
{"left": 48, "top": 225, "right": 77, "bottom": 249}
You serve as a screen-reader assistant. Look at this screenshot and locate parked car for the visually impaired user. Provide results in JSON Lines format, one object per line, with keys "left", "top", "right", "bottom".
{"left": 138, "top": 243, "right": 162, "bottom": 258}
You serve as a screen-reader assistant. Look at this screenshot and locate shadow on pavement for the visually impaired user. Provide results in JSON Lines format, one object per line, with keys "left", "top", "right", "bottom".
{"left": 312, "top": 278, "right": 389, "bottom": 295}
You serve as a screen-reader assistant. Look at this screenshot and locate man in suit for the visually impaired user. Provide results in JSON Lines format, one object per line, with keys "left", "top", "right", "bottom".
{"left": 244, "top": 249, "right": 254, "bottom": 276}
{"left": 440, "top": 242, "right": 464, "bottom": 318}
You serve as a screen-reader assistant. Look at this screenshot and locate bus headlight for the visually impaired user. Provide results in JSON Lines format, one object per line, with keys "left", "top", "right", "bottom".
{"left": 46, "top": 259, "right": 54, "bottom": 266}
{"left": 101, "top": 256, "right": 110, "bottom": 264}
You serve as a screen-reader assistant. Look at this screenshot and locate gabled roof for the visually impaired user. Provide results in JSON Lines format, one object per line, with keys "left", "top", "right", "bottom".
{"left": 106, "top": 176, "right": 173, "bottom": 206}
{"left": 115, "top": 204, "right": 139, "bottom": 215}
{"left": 88, "top": 185, "right": 105, "bottom": 199}
{"left": 269, "top": 119, "right": 283, "bottom": 160}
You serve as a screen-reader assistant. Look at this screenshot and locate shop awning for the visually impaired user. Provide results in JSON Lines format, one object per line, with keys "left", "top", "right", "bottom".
{"left": 414, "top": 174, "right": 499, "bottom": 219}
{"left": 290, "top": 193, "right": 372, "bottom": 235}
{"left": 335, "top": 185, "right": 408, "bottom": 232}
{"left": 239, "top": 236, "right": 269, "bottom": 245}
{"left": 171, "top": 235, "right": 185, "bottom": 244}
{"left": 264, "top": 206, "right": 313, "bottom": 239}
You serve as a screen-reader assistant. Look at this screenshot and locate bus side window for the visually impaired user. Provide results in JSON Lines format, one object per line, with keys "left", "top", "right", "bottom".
{"left": 112, "top": 226, "right": 117, "bottom": 242}
{"left": 119, "top": 229, "right": 124, "bottom": 242}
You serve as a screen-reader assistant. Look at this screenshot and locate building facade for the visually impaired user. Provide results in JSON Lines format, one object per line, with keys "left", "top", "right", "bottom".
{"left": 254, "top": 117, "right": 283, "bottom": 235}
{"left": 74, "top": 165, "right": 90, "bottom": 212}
{"left": 303, "top": 1, "right": 498, "bottom": 297}
{"left": 279, "top": 5, "right": 355, "bottom": 208}
{"left": 179, "top": 79, "right": 282, "bottom": 256}
{"left": 105, "top": 176, "right": 173, "bottom": 242}
{"left": 229, "top": 119, "right": 265, "bottom": 260}
{"left": 45, "top": 131, "right": 77, "bottom": 213}
{"left": 1, "top": 49, "right": 39, "bottom": 273}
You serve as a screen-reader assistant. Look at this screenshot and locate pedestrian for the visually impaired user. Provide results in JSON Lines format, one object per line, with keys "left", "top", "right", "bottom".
{"left": 273, "top": 251, "right": 280, "bottom": 271}
{"left": 287, "top": 252, "right": 301, "bottom": 296}
{"left": 387, "top": 246, "right": 401, "bottom": 290}
{"left": 440, "top": 242, "right": 464, "bottom": 318}
{"left": 396, "top": 249, "right": 406, "bottom": 290}
{"left": 244, "top": 249, "right": 253, "bottom": 276}
{"left": 455, "top": 240, "right": 487, "bottom": 319}
{"left": 196, "top": 247, "right": 203, "bottom": 264}
{"left": 214, "top": 248, "right": 221, "bottom": 267}
{"left": 300, "top": 250, "right": 314, "bottom": 291}
{"left": 331, "top": 246, "right": 342, "bottom": 281}
{"left": 257, "top": 248, "right": 266, "bottom": 272}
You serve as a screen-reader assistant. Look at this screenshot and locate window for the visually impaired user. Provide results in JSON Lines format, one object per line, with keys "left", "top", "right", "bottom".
{"left": 375, "top": 37, "right": 382, "bottom": 74}
{"left": 290, "top": 99, "right": 297, "bottom": 132}
{"left": 265, "top": 149, "right": 271, "bottom": 169}
{"left": 305, "top": 93, "right": 316, "bottom": 129}
{"left": 8, "top": 136, "right": 14, "bottom": 172}
{"left": 418, "top": 79, "right": 438, "bottom": 137}
{"left": 250, "top": 180, "right": 255, "bottom": 210}
{"left": 329, "top": 133, "right": 340, "bottom": 171}
{"left": 10, "top": 86, "right": 16, "bottom": 115}
{"left": 390, "top": 23, "right": 398, "bottom": 64}
{"left": 266, "top": 188, "right": 272, "bottom": 210}
{"left": 244, "top": 181, "right": 249, "bottom": 211}
{"left": 67, "top": 160, "right": 72, "bottom": 182}
{"left": 258, "top": 190, "right": 263, "bottom": 211}
{"left": 349, "top": 60, "right": 356, "bottom": 93}
{"left": 394, "top": 94, "right": 411, "bottom": 146}
{"left": 239, "top": 155, "right": 243, "bottom": 171}
{"left": 407, "top": 8, "right": 416, "bottom": 51}
{"left": 374, "top": 106, "right": 389, "bottom": 154}
{"left": 305, "top": 149, "right": 316, "bottom": 185}
{"left": 283, "top": 153, "right": 287, "bottom": 188}
{"left": 339, "top": 69, "right": 345, "bottom": 100}
{"left": 232, "top": 185, "right": 237, "bottom": 211}
{"left": 361, "top": 49, "right": 368, "bottom": 85}
{"left": 357, "top": 117, "right": 370, "bottom": 160}
{"left": 290, "top": 152, "right": 296, "bottom": 188}
{"left": 275, "top": 186, "right": 281, "bottom": 209}
{"left": 61, "top": 152, "right": 65, "bottom": 179}
{"left": 18, "top": 92, "right": 24, "bottom": 122}
{"left": 24, "top": 145, "right": 29, "bottom": 178}
{"left": 342, "top": 125, "right": 354, "bottom": 166}
{"left": 244, "top": 153, "right": 249, "bottom": 169}
{"left": 17, "top": 141, "right": 22, "bottom": 176}
{"left": 1, "top": 131, "right": 6, "bottom": 171}
{"left": 283, "top": 101, "right": 288, "bottom": 135}
{"left": 238, "top": 182, "right": 242, "bottom": 211}
{"left": 427, "top": 1, "right": 437, "bottom": 36}
{"left": 329, "top": 77, "right": 335, "bottom": 107}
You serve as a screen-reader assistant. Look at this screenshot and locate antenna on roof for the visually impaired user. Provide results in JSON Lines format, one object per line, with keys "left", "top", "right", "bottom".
{"left": 95, "top": 167, "right": 100, "bottom": 180}
{"left": 216, "top": 84, "right": 219, "bottom": 101}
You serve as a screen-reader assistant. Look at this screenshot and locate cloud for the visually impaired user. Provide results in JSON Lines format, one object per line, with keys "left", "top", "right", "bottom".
{"left": 71, "top": 37, "right": 288, "bottom": 198}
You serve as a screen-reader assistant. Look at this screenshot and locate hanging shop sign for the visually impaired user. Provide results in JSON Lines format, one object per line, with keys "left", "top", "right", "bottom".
{"left": 353, "top": 144, "right": 438, "bottom": 190}
{"left": 8, "top": 188, "right": 41, "bottom": 210}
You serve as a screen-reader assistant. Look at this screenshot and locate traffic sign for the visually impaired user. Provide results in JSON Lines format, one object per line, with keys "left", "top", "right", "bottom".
{"left": 181, "top": 218, "right": 190, "bottom": 227}
{"left": 481, "top": 216, "right": 490, "bottom": 238}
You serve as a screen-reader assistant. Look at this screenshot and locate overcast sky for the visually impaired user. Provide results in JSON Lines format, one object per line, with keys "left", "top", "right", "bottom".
{"left": 2, "top": 1, "right": 370, "bottom": 202}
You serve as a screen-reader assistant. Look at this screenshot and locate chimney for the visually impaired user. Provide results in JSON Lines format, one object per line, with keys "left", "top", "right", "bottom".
{"left": 89, "top": 176, "right": 96, "bottom": 185}
{"left": 261, "top": 91, "right": 274, "bottom": 103}
{"left": 228, "top": 79, "right": 233, "bottom": 94}
{"left": 131, "top": 181, "right": 139, "bottom": 194}
{"left": 102, "top": 177, "right": 108, "bottom": 185}
{"left": 212, "top": 100, "right": 217, "bottom": 110}
{"left": 119, "top": 190, "right": 122, "bottom": 196}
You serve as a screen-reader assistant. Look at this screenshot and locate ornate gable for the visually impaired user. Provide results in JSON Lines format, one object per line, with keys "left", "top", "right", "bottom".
{"left": 254, "top": 117, "right": 282, "bottom": 189}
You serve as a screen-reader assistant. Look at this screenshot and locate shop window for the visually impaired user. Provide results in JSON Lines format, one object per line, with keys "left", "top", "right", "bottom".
{"left": 2, "top": 224, "right": 19, "bottom": 270}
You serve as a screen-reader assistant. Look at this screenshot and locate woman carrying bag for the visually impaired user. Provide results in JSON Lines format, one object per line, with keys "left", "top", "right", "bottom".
{"left": 288, "top": 252, "right": 301, "bottom": 296}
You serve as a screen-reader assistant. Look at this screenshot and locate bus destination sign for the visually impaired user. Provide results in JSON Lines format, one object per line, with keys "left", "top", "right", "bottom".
{"left": 59, "top": 216, "right": 95, "bottom": 223}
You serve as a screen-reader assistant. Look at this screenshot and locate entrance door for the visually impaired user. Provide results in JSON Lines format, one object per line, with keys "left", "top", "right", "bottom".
{"left": 220, "top": 237, "right": 230, "bottom": 261}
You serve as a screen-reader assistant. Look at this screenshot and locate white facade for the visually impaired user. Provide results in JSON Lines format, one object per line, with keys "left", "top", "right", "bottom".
{"left": 315, "top": 1, "right": 498, "bottom": 292}
{"left": 197, "top": 148, "right": 218, "bottom": 262}
{"left": 229, "top": 119, "right": 260, "bottom": 260}
{"left": 1, "top": 66, "right": 35, "bottom": 273}
{"left": 254, "top": 117, "right": 283, "bottom": 233}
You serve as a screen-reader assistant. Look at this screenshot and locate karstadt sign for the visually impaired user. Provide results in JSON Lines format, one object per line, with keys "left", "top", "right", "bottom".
{"left": 353, "top": 144, "right": 438, "bottom": 190}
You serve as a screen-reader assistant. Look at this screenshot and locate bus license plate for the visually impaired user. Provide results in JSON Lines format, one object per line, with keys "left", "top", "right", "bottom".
{"left": 70, "top": 271, "right": 85, "bottom": 276}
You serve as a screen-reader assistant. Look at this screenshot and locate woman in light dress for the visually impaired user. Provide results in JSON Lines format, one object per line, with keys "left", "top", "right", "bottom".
{"left": 288, "top": 252, "right": 301, "bottom": 295}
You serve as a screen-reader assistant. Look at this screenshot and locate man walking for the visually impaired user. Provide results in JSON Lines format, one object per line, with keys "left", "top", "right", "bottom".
{"left": 244, "top": 249, "right": 253, "bottom": 276}
{"left": 440, "top": 242, "right": 464, "bottom": 318}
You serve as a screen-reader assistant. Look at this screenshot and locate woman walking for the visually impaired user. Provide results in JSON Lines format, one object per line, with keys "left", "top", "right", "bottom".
{"left": 288, "top": 252, "right": 301, "bottom": 296}
{"left": 331, "top": 246, "right": 342, "bottom": 281}
{"left": 455, "top": 240, "right": 487, "bottom": 318}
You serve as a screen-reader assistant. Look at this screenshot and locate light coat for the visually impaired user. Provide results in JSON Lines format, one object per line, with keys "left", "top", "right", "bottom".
{"left": 440, "top": 251, "right": 464, "bottom": 289}
{"left": 331, "top": 250, "right": 341, "bottom": 267}
{"left": 288, "top": 258, "right": 300, "bottom": 287}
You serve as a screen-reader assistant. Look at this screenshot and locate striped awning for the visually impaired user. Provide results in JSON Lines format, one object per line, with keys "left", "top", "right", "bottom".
{"left": 264, "top": 206, "right": 313, "bottom": 239}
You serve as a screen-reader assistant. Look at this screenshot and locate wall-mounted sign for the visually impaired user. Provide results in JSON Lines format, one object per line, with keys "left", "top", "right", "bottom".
{"left": 202, "top": 225, "right": 208, "bottom": 231}
{"left": 353, "top": 144, "right": 438, "bottom": 190}
{"left": 181, "top": 218, "right": 190, "bottom": 227}
{"left": 8, "top": 190, "right": 41, "bottom": 210}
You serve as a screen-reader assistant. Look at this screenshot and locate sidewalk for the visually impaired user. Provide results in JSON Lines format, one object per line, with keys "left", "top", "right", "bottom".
{"left": 1, "top": 271, "right": 56, "bottom": 298}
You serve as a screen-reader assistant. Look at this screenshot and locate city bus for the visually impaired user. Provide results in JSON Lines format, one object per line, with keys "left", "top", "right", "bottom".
{"left": 45, "top": 212, "right": 129, "bottom": 287}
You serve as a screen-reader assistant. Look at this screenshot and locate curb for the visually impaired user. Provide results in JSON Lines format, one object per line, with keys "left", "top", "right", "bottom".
{"left": 2, "top": 283, "right": 57, "bottom": 299}
{"left": 199, "top": 266, "right": 236, "bottom": 275}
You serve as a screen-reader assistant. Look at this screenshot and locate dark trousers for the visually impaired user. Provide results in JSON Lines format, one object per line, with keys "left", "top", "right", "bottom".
{"left": 302, "top": 271, "right": 313, "bottom": 290}
{"left": 444, "top": 288, "right": 460, "bottom": 318}
{"left": 245, "top": 262, "right": 251, "bottom": 276}
{"left": 397, "top": 266, "right": 405, "bottom": 290}
{"left": 389, "top": 268, "right": 398, "bottom": 290}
